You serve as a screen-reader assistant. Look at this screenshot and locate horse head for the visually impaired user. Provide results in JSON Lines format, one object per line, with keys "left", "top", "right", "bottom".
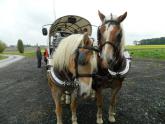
{"left": 98, "top": 10, "right": 127, "bottom": 72}
{"left": 73, "top": 33, "right": 98, "bottom": 98}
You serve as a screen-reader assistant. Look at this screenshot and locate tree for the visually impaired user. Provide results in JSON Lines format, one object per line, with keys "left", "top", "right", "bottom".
{"left": 17, "top": 39, "right": 24, "bottom": 53}
{"left": 139, "top": 37, "right": 165, "bottom": 45}
{"left": 0, "top": 40, "right": 7, "bottom": 53}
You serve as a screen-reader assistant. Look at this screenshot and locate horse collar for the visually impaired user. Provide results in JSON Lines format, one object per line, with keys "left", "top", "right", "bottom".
{"left": 48, "top": 67, "right": 79, "bottom": 90}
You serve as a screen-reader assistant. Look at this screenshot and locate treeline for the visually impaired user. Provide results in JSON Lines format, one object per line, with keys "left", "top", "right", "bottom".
{"left": 0, "top": 40, "right": 6, "bottom": 53}
{"left": 134, "top": 37, "right": 165, "bottom": 45}
{"left": 0, "top": 39, "right": 24, "bottom": 53}
{"left": 0, "top": 38, "right": 46, "bottom": 53}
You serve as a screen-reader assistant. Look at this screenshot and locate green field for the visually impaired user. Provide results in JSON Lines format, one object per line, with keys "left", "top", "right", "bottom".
{"left": 1, "top": 51, "right": 35, "bottom": 58}
{"left": 1, "top": 45, "right": 165, "bottom": 60}
{"left": 0, "top": 55, "right": 8, "bottom": 60}
{"left": 1, "top": 47, "right": 45, "bottom": 58}
{"left": 126, "top": 45, "right": 165, "bottom": 59}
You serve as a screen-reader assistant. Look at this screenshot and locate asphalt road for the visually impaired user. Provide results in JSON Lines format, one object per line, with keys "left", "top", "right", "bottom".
{"left": 0, "top": 58, "right": 165, "bottom": 124}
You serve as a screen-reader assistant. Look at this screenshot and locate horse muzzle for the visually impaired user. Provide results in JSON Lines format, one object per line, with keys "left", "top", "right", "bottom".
{"left": 77, "top": 82, "right": 92, "bottom": 99}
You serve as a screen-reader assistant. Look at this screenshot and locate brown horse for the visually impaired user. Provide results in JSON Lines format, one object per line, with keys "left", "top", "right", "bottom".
{"left": 47, "top": 33, "right": 98, "bottom": 124}
{"left": 93, "top": 11, "right": 131, "bottom": 123}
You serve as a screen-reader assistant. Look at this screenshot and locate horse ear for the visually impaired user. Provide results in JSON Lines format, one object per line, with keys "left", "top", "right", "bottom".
{"left": 98, "top": 10, "right": 105, "bottom": 22}
{"left": 117, "top": 12, "right": 127, "bottom": 23}
{"left": 83, "top": 32, "right": 90, "bottom": 46}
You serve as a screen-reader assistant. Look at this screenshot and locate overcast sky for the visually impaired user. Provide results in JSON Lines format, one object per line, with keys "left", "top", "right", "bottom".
{"left": 0, "top": 0, "right": 165, "bottom": 46}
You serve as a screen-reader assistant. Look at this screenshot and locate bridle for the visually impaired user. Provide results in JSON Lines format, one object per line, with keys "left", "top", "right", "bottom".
{"left": 97, "top": 19, "right": 121, "bottom": 50}
{"left": 98, "top": 19, "right": 123, "bottom": 60}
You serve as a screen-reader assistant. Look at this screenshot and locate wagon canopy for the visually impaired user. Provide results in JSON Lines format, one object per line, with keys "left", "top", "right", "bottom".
{"left": 49, "top": 15, "right": 92, "bottom": 36}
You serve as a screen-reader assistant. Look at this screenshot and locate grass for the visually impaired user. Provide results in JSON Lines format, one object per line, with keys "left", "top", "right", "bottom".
{"left": 1, "top": 47, "right": 46, "bottom": 58}
{"left": 2, "top": 45, "right": 165, "bottom": 60}
{"left": 0, "top": 55, "right": 8, "bottom": 60}
{"left": 3, "top": 50, "right": 45, "bottom": 58}
{"left": 126, "top": 45, "right": 165, "bottom": 60}
{"left": 2, "top": 51, "right": 36, "bottom": 58}
{"left": 126, "top": 45, "right": 165, "bottom": 49}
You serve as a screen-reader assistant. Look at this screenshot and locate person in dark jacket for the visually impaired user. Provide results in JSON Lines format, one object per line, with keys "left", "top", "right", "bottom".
{"left": 36, "top": 47, "right": 42, "bottom": 68}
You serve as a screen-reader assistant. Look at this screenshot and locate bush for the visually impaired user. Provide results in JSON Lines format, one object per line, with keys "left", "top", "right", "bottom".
{"left": 0, "top": 41, "right": 7, "bottom": 53}
{"left": 17, "top": 39, "right": 24, "bottom": 53}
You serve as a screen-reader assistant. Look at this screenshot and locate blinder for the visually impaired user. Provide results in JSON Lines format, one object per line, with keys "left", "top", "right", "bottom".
{"left": 78, "top": 52, "right": 87, "bottom": 65}
{"left": 75, "top": 46, "right": 99, "bottom": 78}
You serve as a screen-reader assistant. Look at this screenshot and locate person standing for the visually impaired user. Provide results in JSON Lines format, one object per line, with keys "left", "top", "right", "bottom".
{"left": 36, "top": 46, "right": 42, "bottom": 68}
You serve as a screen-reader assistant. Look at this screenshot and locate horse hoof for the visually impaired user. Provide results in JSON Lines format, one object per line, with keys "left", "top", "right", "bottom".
{"left": 109, "top": 115, "right": 116, "bottom": 123}
{"left": 97, "top": 118, "right": 103, "bottom": 124}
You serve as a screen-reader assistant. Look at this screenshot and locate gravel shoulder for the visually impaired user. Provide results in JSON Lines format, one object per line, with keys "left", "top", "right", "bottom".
{"left": 0, "top": 58, "right": 165, "bottom": 124}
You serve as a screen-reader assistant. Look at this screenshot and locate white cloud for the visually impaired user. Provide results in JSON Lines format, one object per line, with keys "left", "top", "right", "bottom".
{"left": 0, "top": 0, "right": 165, "bottom": 45}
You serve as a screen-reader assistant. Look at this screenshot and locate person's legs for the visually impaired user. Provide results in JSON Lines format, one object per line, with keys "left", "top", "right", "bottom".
{"left": 38, "top": 59, "right": 41, "bottom": 68}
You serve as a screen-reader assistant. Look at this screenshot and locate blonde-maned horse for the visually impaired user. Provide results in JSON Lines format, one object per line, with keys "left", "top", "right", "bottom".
{"left": 47, "top": 33, "right": 98, "bottom": 124}
{"left": 92, "top": 11, "right": 130, "bottom": 124}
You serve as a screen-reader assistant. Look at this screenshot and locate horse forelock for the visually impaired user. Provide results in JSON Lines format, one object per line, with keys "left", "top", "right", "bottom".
{"left": 104, "top": 14, "right": 117, "bottom": 23}
{"left": 53, "top": 34, "right": 84, "bottom": 71}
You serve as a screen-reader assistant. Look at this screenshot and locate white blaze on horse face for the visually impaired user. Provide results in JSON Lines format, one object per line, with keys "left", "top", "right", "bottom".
{"left": 102, "top": 24, "right": 114, "bottom": 61}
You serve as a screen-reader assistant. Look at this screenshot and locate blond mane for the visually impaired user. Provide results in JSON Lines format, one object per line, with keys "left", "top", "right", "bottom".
{"left": 53, "top": 34, "right": 84, "bottom": 71}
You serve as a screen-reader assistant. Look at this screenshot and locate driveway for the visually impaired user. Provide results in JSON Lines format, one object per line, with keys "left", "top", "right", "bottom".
{"left": 0, "top": 55, "right": 24, "bottom": 68}
{"left": 0, "top": 58, "right": 165, "bottom": 124}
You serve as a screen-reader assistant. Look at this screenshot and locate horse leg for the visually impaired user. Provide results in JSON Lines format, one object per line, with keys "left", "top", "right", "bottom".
{"left": 70, "top": 91, "right": 78, "bottom": 124}
{"left": 96, "top": 89, "right": 103, "bottom": 124}
{"left": 51, "top": 87, "right": 63, "bottom": 124}
{"left": 109, "top": 81, "right": 122, "bottom": 123}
